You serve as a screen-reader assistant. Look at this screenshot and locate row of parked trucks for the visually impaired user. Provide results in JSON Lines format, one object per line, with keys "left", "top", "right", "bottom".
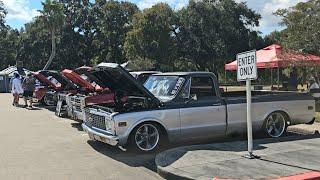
{"left": 31, "top": 63, "right": 316, "bottom": 152}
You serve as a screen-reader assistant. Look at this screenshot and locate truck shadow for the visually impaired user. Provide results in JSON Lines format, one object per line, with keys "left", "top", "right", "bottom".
{"left": 87, "top": 133, "right": 320, "bottom": 172}
{"left": 71, "top": 122, "right": 83, "bottom": 131}
{"left": 87, "top": 140, "right": 160, "bottom": 171}
{"left": 157, "top": 134, "right": 320, "bottom": 168}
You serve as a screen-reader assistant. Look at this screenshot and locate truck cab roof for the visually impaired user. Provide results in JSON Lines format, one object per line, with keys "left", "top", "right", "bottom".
{"left": 153, "top": 72, "right": 216, "bottom": 77}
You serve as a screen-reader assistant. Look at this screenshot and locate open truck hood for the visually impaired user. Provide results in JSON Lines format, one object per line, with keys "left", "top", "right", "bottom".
{"left": 92, "top": 63, "right": 161, "bottom": 106}
{"left": 38, "top": 70, "right": 77, "bottom": 90}
{"left": 62, "top": 69, "right": 95, "bottom": 92}
{"left": 33, "top": 71, "right": 60, "bottom": 90}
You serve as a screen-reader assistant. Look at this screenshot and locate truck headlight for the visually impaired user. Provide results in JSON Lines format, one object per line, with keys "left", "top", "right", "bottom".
{"left": 105, "top": 119, "right": 115, "bottom": 133}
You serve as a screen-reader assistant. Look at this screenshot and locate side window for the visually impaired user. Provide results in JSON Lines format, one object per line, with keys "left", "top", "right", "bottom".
{"left": 180, "top": 78, "right": 191, "bottom": 99}
{"left": 190, "top": 76, "right": 216, "bottom": 100}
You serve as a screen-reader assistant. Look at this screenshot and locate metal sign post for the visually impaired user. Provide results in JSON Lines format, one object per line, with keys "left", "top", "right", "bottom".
{"left": 236, "top": 50, "right": 259, "bottom": 159}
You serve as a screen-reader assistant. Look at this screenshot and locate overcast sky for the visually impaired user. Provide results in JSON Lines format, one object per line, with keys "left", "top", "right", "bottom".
{"left": 2, "top": 0, "right": 306, "bottom": 35}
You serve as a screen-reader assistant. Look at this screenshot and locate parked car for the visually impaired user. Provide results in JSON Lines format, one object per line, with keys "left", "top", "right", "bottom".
{"left": 33, "top": 70, "right": 77, "bottom": 106}
{"left": 81, "top": 63, "right": 315, "bottom": 152}
{"left": 55, "top": 67, "right": 104, "bottom": 117}
{"left": 67, "top": 68, "right": 160, "bottom": 121}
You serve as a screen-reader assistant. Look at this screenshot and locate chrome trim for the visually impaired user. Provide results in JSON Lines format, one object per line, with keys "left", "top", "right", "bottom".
{"left": 86, "top": 107, "right": 115, "bottom": 134}
{"left": 82, "top": 123, "right": 118, "bottom": 146}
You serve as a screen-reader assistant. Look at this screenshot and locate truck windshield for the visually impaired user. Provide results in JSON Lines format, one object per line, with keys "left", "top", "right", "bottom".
{"left": 144, "top": 76, "right": 185, "bottom": 102}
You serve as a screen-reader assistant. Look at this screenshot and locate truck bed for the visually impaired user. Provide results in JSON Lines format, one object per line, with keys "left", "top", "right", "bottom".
{"left": 221, "top": 91, "right": 314, "bottom": 103}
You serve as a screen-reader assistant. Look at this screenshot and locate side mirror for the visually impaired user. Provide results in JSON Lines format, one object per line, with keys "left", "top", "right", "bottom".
{"left": 190, "top": 94, "right": 197, "bottom": 101}
{"left": 185, "top": 94, "right": 197, "bottom": 104}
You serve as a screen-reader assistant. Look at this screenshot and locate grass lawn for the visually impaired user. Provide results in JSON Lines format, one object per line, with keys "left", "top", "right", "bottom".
{"left": 316, "top": 112, "right": 320, "bottom": 122}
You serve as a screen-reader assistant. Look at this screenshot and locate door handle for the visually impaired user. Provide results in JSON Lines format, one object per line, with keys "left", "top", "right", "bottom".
{"left": 212, "top": 103, "right": 221, "bottom": 106}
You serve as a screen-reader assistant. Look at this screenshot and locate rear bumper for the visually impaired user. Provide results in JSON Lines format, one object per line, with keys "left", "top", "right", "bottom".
{"left": 82, "top": 123, "right": 118, "bottom": 146}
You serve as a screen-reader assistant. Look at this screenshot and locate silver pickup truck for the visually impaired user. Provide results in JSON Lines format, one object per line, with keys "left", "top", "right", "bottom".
{"left": 82, "top": 63, "right": 315, "bottom": 152}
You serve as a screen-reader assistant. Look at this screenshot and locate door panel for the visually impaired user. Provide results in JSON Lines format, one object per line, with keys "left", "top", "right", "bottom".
{"left": 180, "top": 98, "right": 226, "bottom": 139}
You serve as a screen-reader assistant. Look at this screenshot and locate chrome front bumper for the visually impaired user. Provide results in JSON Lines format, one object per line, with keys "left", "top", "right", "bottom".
{"left": 82, "top": 123, "right": 118, "bottom": 146}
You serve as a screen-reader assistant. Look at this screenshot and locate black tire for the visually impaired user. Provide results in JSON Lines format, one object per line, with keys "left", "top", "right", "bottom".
{"left": 42, "top": 95, "right": 56, "bottom": 106}
{"left": 263, "top": 112, "right": 288, "bottom": 138}
{"left": 128, "top": 122, "right": 162, "bottom": 153}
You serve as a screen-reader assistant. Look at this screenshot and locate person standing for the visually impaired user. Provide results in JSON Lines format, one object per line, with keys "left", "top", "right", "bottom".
{"left": 22, "top": 73, "right": 36, "bottom": 108}
{"left": 288, "top": 71, "right": 298, "bottom": 91}
{"left": 309, "top": 77, "right": 320, "bottom": 91}
{"left": 11, "top": 73, "right": 23, "bottom": 106}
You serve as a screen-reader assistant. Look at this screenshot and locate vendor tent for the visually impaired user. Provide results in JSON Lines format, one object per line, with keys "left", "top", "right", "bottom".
{"left": 225, "top": 44, "right": 320, "bottom": 71}
{"left": 0, "top": 66, "right": 32, "bottom": 93}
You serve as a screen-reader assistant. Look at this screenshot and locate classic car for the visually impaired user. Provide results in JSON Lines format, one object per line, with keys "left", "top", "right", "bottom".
{"left": 67, "top": 69, "right": 160, "bottom": 121}
{"left": 81, "top": 63, "right": 316, "bottom": 152}
{"left": 33, "top": 70, "right": 77, "bottom": 106}
{"left": 55, "top": 67, "right": 104, "bottom": 117}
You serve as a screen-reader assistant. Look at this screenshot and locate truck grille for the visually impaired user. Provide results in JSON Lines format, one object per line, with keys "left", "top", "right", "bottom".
{"left": 58, "top": 94, "right": 67, "bottom": 101}
{"left": 70, "top": 96, "right": 84, "bottom": 113}
{"left": 74, "top": 105, "right": 82, "bottom": 112}
{"left": 85, "top": 110, "right": 106, "bottom": 130}
{"left": 71, "top": 97, "right": 81, "bottom": 104}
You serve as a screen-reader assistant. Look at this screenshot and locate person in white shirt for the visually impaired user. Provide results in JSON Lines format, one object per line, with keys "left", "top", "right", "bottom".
{"left": 11, "top": 73, "right": 24, "bottom": 106}
{"left": 309, "top": 77, "right": 320, "bottom": 90}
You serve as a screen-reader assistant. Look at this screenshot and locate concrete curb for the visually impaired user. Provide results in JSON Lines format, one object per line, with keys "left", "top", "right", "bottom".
{"left": 155, "top": 134, "right": 320, "bottom": 180}
{"left": 287, "top": 123, "right": 320, "bottom": 135}
{"left": 155, "top": 152, "right": 193, "bottom": 180}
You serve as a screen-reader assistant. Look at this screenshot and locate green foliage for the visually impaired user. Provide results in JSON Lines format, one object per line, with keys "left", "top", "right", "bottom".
{"left": 39, "top": 0, "right": 65, "bottom": 33}
{"left": 124, "top": 3, "right": 177, "bottom": 71}
{"left": 176, "top": 0, "right": 261, "bottom": 73}
{"left": 93, "top": 0, "right": 139, "bottom": 64}
{"left": 0, "top": 0, "right": 268, "bottom": 76}
{"left": 38, "top": 0, "right": 65, "bottom": 70}
{"left": 275, "top": 0, "right": 320, "bottom": 55}
{"left": 0, "top": 29, "right": 20, "bottom": 70}
{"left": 0, "top": 0, "right": 6, "bottom": 30}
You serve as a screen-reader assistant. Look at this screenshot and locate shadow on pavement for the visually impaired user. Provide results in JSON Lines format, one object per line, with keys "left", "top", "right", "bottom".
{"left": 85, "top": 131, "right": 319, "bottom": 173}
{"left": 85, "top": 135, "right": 246, "bottom": 172}
{"left": 259, "top": 158, "right": 320, "bottom": 172}
{"left": 71, "top": 122, "right": 83, "bottom": 131}
{"left": 157, "top": 134, "right": 320, "bottom": 167}
{"left": 87, "top": 140, "right": 160, "bottom": 171}
{"left": 27, "top": 107, "right": 42, "bottom": 110}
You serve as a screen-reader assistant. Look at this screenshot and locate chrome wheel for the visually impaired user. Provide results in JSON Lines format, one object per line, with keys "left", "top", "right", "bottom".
{"left": 265, "top": 112, "right": 287, "bottom": 138}
{"left": 134, "top": 124, "right": 160, "bottom": 152}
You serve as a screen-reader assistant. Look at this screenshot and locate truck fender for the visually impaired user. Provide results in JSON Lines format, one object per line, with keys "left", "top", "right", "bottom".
{"left": 261, "top": 107, "right": 291, "bottom": 127}
{"left": 121, "top": 118, "right": 169, "bottom": 145}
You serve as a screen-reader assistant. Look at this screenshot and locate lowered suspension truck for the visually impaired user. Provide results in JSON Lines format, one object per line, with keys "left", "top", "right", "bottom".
{"left": 82, "top": 63, "right": 316, "bottom": 152}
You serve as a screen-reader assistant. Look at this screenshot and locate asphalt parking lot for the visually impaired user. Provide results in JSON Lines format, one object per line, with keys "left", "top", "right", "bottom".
{"left": 0, "top": 93, "right": 163, "bottom": 180}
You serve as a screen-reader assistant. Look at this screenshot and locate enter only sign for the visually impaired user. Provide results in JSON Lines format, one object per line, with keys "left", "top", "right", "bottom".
{"left": 237, "top": 50, "right": 257, "bottom": 81}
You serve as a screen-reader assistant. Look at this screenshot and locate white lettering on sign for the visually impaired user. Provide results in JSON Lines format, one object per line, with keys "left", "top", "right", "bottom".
{"left": 237, "top": 50, "right": 257, "bottom": 81}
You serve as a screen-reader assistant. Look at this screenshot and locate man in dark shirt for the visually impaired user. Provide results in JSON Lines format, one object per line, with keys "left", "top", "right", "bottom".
{"left": 22, "top": 73, "right": 36, "bottom": 108}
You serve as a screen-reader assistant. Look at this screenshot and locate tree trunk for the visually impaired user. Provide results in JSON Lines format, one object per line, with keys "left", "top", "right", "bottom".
{"left": 43, "top": 31, "right": 56, "bottom": 70}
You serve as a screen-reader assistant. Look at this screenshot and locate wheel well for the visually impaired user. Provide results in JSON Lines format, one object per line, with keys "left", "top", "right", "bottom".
{"left": 265, "top": 110, "right": 291, "bottom": 126}
{"left": 130, "top": 121, "right": 169, "bottom": 141}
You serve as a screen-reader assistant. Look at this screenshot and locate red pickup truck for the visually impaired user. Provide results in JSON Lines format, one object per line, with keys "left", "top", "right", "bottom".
{"left": 33, "top": 70, "right": 77, "bottom": 106}
{"left": 56, "top": 66, "right": 110, "bottom": 117}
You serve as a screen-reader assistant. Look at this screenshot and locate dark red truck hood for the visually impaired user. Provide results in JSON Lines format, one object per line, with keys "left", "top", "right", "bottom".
{"left": 34, "top": 70, "right": 77, "bottom": 91}
{"left": 32, "top": 71, "right": 60, "bottom": 90}
{"left": 62, "top": 69, "right": 95, "bottom": 92}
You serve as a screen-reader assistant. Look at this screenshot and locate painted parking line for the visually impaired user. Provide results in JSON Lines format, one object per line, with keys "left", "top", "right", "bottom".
{"left": 273, "top": 171, "right": 320, "bottom": 180}
{"left": 213, "top": 171, "right": 320, "bottom": 180}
